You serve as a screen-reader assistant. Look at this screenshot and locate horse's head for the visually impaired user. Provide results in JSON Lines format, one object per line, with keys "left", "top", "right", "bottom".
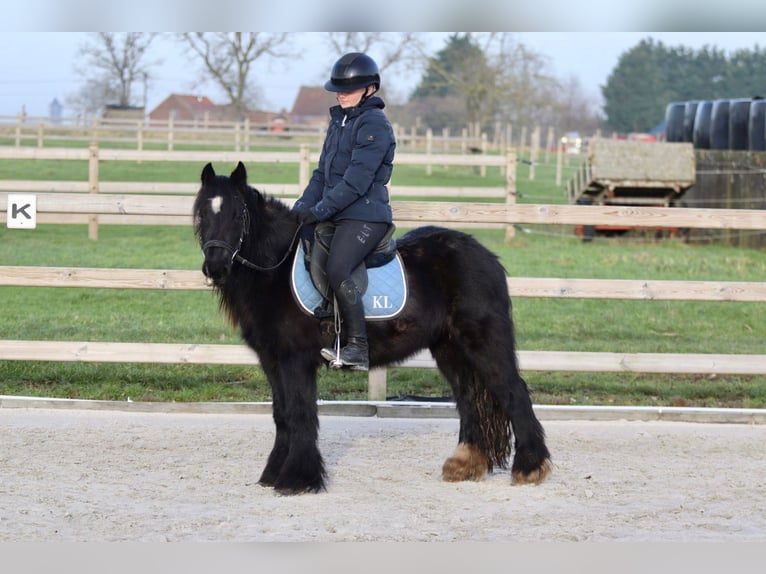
{"left": 193, "top": 161, "right": 251, "bottom": 285}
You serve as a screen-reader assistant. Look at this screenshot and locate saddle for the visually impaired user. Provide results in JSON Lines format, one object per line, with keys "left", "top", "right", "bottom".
{"left": 308, "top": 222, "right": 396, "bottom": 301}
{"left": 290, "top": 222, "right": 407, "bottom": 321}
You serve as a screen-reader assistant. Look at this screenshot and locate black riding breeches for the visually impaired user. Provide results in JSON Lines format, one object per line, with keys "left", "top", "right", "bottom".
{"left": 325, "top": 219, "right": 389, "bottom": 293}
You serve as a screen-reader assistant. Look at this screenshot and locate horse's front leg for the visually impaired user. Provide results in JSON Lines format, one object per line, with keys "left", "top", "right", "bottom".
{"left": 272, "top": 355, "right": 326, "bottom": 494}
{"left": 257, "top": 354, "right": 290, "bottom": 487}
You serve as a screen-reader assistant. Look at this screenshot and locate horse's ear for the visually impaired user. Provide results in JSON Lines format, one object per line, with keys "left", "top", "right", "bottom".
{"left": 201, "top": 163, "right": 216, "bottom": 184}
{"left": 231, "top": 162, "right": 247, "bottom": 187}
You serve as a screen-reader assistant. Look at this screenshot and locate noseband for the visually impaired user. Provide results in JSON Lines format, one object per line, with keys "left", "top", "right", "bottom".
{"left": 202, "top": 206, "right": 302, "bottom": 272}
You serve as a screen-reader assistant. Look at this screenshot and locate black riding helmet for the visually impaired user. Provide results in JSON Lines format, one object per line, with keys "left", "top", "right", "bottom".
{"left": 324, "top": 52, "right": 381, "bottom": 93}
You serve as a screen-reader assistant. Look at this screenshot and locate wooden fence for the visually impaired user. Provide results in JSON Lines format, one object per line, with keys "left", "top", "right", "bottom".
{"left": 1, "top": 148, "right": 765, "bottom": 400}
{"left": 0, "top": 114, "right": 512, "bottom": 155}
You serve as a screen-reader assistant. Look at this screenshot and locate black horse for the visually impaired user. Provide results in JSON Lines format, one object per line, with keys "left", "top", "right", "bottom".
{"left": 194, "top": 162, "right": 551, "bottom": 494}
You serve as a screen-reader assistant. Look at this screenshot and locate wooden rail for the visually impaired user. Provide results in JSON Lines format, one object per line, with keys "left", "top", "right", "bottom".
{"left": 1, "top": 340, "right": 765, "bottom": 377}
{"left": 2, "top": 267, "right": 766, "bottom": 302}
{"left": 2, "top": 193, "right": 765, "bottom": 230}
{"left": 0, "top": 114, "right": 507, "bottom": 155}
{"left": 1, "top": 145, "right": 765, "bottom": 400}
{"left": 0, "top": 145, "right": 514, "bottom": 233}
{"left": 2, "top": 266, "right": 765, "bottom": 400}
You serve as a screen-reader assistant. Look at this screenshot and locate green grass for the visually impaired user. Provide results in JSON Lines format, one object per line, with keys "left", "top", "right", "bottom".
{"left": 1, "top": 224, "right": 765, "bottom": 407}
{"left": 1, "top": 148, "right": 765, "bottom": 407}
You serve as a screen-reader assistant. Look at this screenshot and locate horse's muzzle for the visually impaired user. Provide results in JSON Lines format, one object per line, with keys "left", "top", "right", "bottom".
{"left": 202, "top": 253, "right": 231, "bottom": 285}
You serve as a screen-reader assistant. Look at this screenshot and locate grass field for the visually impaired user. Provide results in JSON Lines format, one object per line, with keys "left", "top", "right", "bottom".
{"left": 1, "top": 148, "right": 765, "bottom": 407}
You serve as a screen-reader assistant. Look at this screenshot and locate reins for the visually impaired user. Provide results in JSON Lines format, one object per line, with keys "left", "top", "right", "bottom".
{"left": 202, "top": 207, "right": 304, "bottom": 272}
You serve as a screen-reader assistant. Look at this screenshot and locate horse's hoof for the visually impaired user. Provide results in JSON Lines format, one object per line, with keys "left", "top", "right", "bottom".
{"left": 511, "top": 458, "right": 553, "bottom": 485}
{"left": 275, "top": 483, "right": 325, "bottom": 496}
{"left": 442, "top": 443, "right": 488, "bottom": 482}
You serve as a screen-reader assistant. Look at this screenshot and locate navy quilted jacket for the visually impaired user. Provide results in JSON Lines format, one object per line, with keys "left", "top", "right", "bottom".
{"left": 293, "top": 96, "right": 395, "bottom": 223}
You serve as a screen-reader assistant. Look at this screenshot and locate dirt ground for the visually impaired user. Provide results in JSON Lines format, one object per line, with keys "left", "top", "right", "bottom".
{"left": 1, "top": 405, "right": 765, "bottom": 542}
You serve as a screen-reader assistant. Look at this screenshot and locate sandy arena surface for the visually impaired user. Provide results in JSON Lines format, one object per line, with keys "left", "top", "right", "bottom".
{"left": 1, "top": 406, "right": 765, "bottom": 542}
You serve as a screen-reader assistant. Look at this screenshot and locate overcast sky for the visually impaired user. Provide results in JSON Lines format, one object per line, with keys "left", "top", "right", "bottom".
{"left": 2, "top": 0, "right": 766, "bottom": 120}
{"left": 2, "top": 31, "right": 764, "bottom": 119}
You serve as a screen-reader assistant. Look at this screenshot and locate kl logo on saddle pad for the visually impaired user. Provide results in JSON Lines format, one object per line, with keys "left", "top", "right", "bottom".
{"left": 290, "top": 243, "right": 408, "bottom": 320}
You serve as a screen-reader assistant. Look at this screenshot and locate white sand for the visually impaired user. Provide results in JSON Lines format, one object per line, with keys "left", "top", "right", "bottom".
{"left": 1, "top": 407, "right": 765, "bottom": 541}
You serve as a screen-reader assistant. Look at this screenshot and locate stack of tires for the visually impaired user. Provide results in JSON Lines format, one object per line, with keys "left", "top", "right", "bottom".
{"left": 665, "top": 97, "right": 766, "bottom": 151}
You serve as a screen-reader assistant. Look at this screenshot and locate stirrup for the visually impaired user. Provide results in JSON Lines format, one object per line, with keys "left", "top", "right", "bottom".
{"left": 331, "top": 339, "right": 369, "bottom": 371}
{"left": 320, "top": 346, "right": 369, "bottom": 371}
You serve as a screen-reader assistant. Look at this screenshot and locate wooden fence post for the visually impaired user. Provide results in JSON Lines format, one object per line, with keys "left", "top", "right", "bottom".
{"left": 545, "top": 126, "right": 554, "bottom": 164}
{"left": 529, "top": 126, "right": 540, "bottom": 181}
{"left": 88, "top": 143, "right": 99, "bottom": 241}
{"left": 14, "top": 113, "right": 22, "bottom": 147}
{"left": 299, "top": 144, "right": 310, "bottom": 189}
{"left": 137, "top": 121, "right": 143, "bottom": 152}
{"left": 426, "top": 128, "right": 433, "bottom": 176}
{"left": 368, "top": 367, "right": 387, "bottom": 401}
{"left": 37, "top": 119, "right": 44, "bottom": 148}
{"left": 167, "top": 116, "right": 174, "bottom": 151}
{"left": 556, "top": 138, "right": 564, "bottom": 186}
{"left": 504, "top": 149, "right": 517, "bottom": 243}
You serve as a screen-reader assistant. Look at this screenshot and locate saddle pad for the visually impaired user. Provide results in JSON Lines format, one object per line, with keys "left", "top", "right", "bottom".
{"left": 290, "top": 243, "right": 407, "bottom": 320}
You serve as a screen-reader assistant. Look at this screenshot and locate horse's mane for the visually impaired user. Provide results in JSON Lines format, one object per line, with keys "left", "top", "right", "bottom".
{"left": 221, "top": 183, "right": 299, "bottom": 329}
{"left": 242, "top": 185, "right": 298, "bottom": 255}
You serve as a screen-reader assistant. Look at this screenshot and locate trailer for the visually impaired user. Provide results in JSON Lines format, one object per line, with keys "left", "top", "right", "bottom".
{"left": 566, "top": 139, "right": 696, "bottom": 240}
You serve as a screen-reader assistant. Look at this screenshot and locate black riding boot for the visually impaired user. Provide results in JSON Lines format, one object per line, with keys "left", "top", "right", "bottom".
{"left": 320, "top": 278, "right": 369, "bottom": 371}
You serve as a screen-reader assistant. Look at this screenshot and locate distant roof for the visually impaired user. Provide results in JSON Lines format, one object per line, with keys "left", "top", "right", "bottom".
{"left": 150, "top": 94, "right": 217, "bottom": 116}
{"left": 291, "top": 86, "right": 336, "bottom": 117}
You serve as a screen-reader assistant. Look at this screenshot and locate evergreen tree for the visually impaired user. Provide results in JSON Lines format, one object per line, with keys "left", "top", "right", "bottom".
{"left": 602, "top": 38, "right": 667, "bottom": 133}
{"left": 602, "top": 38, "right": 766, "bottom": 133}
{"left": 410, "top": 33, "right": 494, "bottom": 130}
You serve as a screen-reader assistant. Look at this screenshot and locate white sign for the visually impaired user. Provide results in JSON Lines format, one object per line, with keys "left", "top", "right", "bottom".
{"left": 7, "top": 194, "right": 37, "bottom": 229}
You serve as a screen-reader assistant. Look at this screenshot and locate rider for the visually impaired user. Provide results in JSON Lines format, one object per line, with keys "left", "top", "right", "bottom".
{"left": 292, "top": 52, "right": 395, "bottom": 371}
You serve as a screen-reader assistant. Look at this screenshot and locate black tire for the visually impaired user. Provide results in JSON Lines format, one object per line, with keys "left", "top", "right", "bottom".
{"left": 693, "top": 100, "right": 713, "bottom": 149}
{"left": 682, "top": 101, "right": 698, "bottom": 142}
{"left": 665, "top": 102, "right": 686, "bottom": 142}
{"left": 748, "top": 99, "right": 766, "bottom": 151}
{"left": 710, "top": 99, "right": 731, "bottom": 149}
{"left": 729, "top": 99, "right": 751, "bottom": 151}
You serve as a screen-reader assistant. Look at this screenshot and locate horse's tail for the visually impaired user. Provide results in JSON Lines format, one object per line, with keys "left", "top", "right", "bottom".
{"left": 474, "top": 382, "right": 513, "bottom": 471}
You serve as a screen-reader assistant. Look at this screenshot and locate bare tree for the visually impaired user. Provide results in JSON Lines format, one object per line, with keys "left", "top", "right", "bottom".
{"left": 179, "top": 33, "right": 292, "bottom": 120}
{"left": 71, "top": 33, "right": 159, "bottom": 114}
{"left": 471, "top": 33, "right": 563, "bottom": 132}
{"left": 408, "top": 33, "right": 563, "bottom": 135}
{"left": 551, "top": 75, "right": 604, "bottom": 135}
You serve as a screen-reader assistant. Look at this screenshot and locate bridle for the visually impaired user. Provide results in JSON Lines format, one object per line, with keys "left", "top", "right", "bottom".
{"left": 202, "top": 206, "right": 303, "bottom": 272}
